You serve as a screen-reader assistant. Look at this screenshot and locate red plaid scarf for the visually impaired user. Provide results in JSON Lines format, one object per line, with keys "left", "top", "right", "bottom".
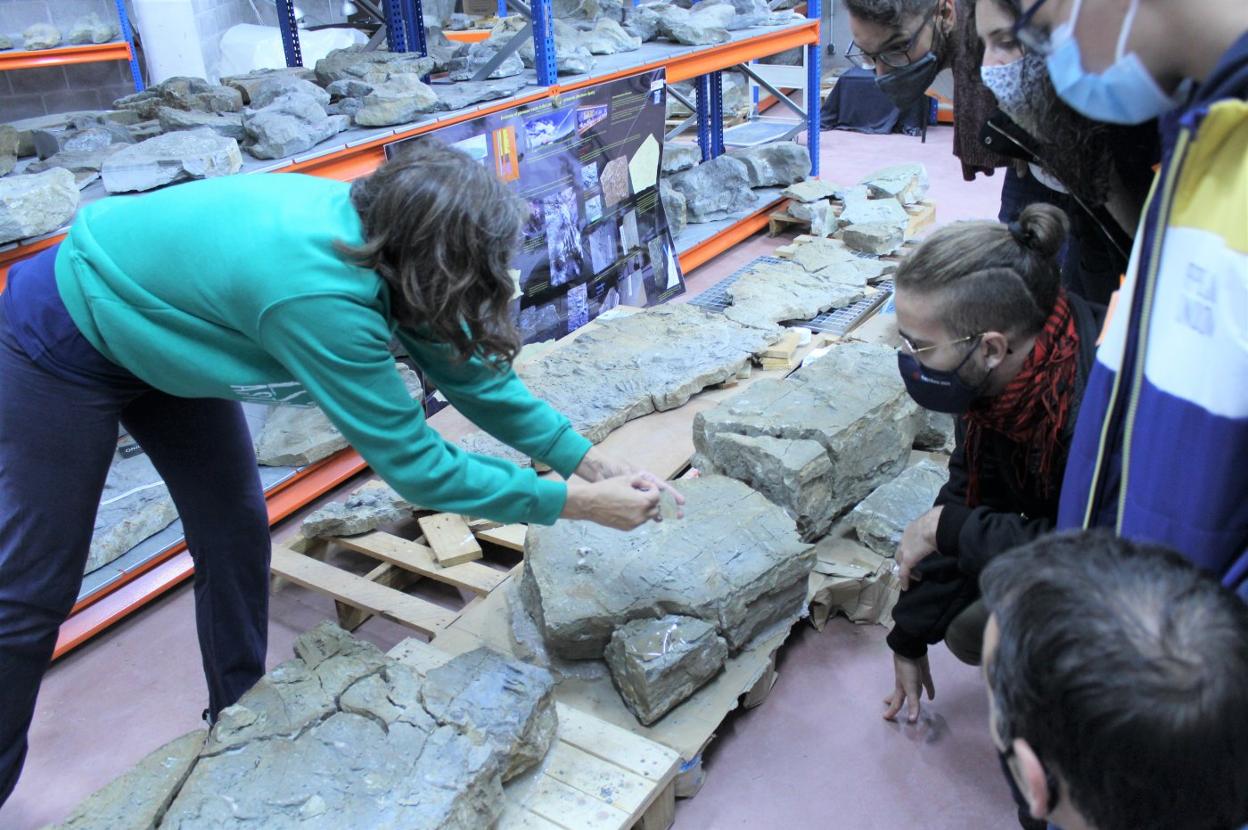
{"left": 963, "top": 289, "right": 1080, "bottom": 507}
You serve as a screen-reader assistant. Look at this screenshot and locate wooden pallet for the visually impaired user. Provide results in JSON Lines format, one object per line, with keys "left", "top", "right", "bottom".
{"left": 270, "top": 515, "right": 529, "bottom": 636}
{"left": 390, "top": 638, "right": 682, "bottom": 830}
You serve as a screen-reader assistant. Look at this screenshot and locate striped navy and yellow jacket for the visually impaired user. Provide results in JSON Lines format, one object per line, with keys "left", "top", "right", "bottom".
{"left": 1057, "top": 31, "right": 1248, "bottom": 598}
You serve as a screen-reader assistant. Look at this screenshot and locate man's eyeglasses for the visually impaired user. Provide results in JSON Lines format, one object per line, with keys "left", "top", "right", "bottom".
{"left": 846, "top": 0, "right": 940, "bottom": 70}
{"left": 899, "top": 332, "right": 981, "bottom": 356}
{"left": 1012, "top": 0, "right": 1055, "bottom": 55}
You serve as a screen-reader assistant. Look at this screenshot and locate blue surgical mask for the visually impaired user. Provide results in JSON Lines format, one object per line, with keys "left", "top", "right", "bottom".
{"left": 1045, "top": 0, "right": 1181, "bottom": 124}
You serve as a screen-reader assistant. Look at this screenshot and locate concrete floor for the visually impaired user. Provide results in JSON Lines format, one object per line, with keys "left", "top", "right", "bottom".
{"left": 0, "top": 124, "right": 1011, "bottom": 830}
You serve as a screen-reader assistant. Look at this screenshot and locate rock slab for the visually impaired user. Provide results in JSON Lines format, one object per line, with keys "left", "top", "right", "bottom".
{"left": 242, "top": 92, "right": 349, "bottom": 159}
{"left": 521, "top": 475, "right": 816, "bottom": 659}
{"left": 605, "top": 615, "right": 729, "bottom": 725}
{"left": 100, "top": 129, "right": 242, "bottom": 194}
{"left": 727, "top": 142, "right": 811, "bottom": 188}
{"left": 0, "top": 168, "right": 78, "bottom": 244}
{"left": 847, "top": 459, "right": 950, "bottom": 556}
{"left": 666, "top": 154, "right": 758, "bottom": 223}
{"left": 693, "top": 341, "right": 920, "bottom": 540}
{"left": 301, "top": 480, "right": 418, "bottom": 538}
{"left": 724, "top": 258, "right": 865, "bottom": 330}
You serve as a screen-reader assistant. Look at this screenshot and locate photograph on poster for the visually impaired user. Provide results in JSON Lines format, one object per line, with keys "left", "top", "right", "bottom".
{"left": 584, "top": 194, "right": 604, "bottom": 223}
{"left": 525, "top": 107, "right": 576, "bottom": 149}
{"left": 543, "top": 187, "right": 583, "bottom": 287}
{"left": 577, "top": 104, "right": 609, "bottom": 134}
{"left": 620, "top": 209, "right": 640, "bottom": 252}
{"left": 584, "top": 221, "right": 620, "bottom": 276}
{"left": 522, "top": 198, "right": 545, "bottom": 242}
{"left": 566, "top": 283, "right": 590, "bottom": 332}
{"left": 450, "top": 133, "right": 489, "bottom": 164}
{"left": 648, "top": 235, "right": 680, "bottom": 291}
{"left": 581, "top": 161, "right": 599, "bottom": 190}
{"left": 618, "top": 252, "right": 649, "bottom": 306}
{"left": 600, "top": 155, "right": 631, "bottom": 207}
{"left": 519, "top": 301, "right": 564, "bottom": 343}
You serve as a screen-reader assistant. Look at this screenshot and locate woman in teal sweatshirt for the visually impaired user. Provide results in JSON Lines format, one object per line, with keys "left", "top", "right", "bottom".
{"left": 0, "top": 140, "right": 678, "bottom": 806}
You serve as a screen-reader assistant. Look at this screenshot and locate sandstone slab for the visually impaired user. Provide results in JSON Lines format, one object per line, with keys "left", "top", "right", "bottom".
{"left": 666, "top": 154, "right": 758, "bottom": 223}
{"left": 255, "top": 362, "right": 421, "bottom": 466}
{"left": 847, "top": 459, "right": 949, "bottom": 556}
{"left": 301, "top": 480, "right": 418, "bottom": 538}
{"left": 101, "top": 129, "right": 241, "bottom": 193}
{"left": 605, "top": 615, "right": 728, "bottom": 725}
{"left": 777, "top": 235, "right": 896, "bottom": 284}
{"left": 457, "top": 304, "right": 780, "bottom": 463}
{"left": 693, "top": 341, "right": 920, "bottom": 539}
{"left": 242, "top": 92, "right": 349, "bottom": 159}
{"left": 727, "top": 141, "right": 810, "bottom": 188}
{"left": 842, "top": 221, "right": 904, "bottom": 255}
{"left": 724, "top": 258, "right": 865, "bottom": 330}
{"left": 521, "top": 475, "right": 815, "bottom": 659}
{"left": 0, "top": 168, "right": 78, "bottom": 244}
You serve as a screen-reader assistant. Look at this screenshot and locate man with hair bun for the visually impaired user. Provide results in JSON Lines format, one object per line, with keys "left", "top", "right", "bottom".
{"left": 881, "top": 203, "right": 1103, "bottom": 732}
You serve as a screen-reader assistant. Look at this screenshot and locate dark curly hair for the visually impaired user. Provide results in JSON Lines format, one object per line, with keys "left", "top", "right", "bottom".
{"left": 340, "top": 139, "right": 525, "bottom": 367}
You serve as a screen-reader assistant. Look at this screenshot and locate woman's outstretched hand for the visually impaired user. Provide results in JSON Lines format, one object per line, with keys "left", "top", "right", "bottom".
{"left": 562, "top": 474, "right": 674, "bottom": 531}
{"left": 573, "top": 447, "right": 685, "bottom": 518}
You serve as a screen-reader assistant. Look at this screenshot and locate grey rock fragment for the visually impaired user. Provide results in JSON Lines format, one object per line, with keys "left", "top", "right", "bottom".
{"left": 53, "top": 730, "right": 206, "bottom": 830}
{"left": 67, "top": 13, "right": 118, "bottom": 45}
{"left": 326, "top": 78, "right": 375, "bottom": 99}
{"left": 242, "top": 92, "right": 349, "bottom": 159}
{"left": 114, "top": 77, "right": 243, "bottom": 120}
{"left": 250, "top": 74, "right": 331, "bottom": 109}
{"left": 424, "top": 26, "right": 464, "bottom": 71}
{"left": 314, "top": 46, "right": 435, "bottom": 86}
{"left": 666, "top": 155, "right": 758, "bottom": 223}
{"left": 22, "top": 23, "right": 61, "bottom": 50}
{"left": 554, "top": 0, "right": 625, "bottom": 18}
{"left": 354, "top": 73, "right": 440, "bottom": 127}
{"left": 221, "top": 66, "right": 318, "bottom": 104}
{"left": 727, "top": 141, "right": 811, "bottom": 188}
{"left": 847, "top": 460, "right": 949, "bottom": 556}
{"left": 446, "top": 45, "right": 525, "bottom": 82}
{"left": 581, "top": 17, "right": 642, "bottom": 54}
{"left": 779, "top": 236, "right": 893, "bottom": 284}
{"left": 0, "top": 126, "right": 18, "bottom": 176}
{"left": 605, "top": 615, "right": 728, "bottom": 725}
{"left": 100, "top": 129, "right": 241, "bottom": 193}
{"left": 647, "top": 2, "right": 734, "bottom": 45}
{"left": 782, "top": 177, "right": 843, "bottom": 202}
{"left": 522, "top": 475, "right": 815, "bottom": 659}
{"left": 255, "top": 362, "right": 421, "bottom": 466}
{"left": 693, "top": 341, "right": 920, "bottom": 539}
{"left": 301, "top": 480, "right": 418, "bottom": 538}
{"left": 788, "top": 198, "right": 837, "bottom": 237}
{"left": 724, "top": 258, "right": 865, "bottom": 329}
{"left": 431, "top": 75, "right": 529, "bottom": 112}
{"left": 0, "top": 168, "right": 78, "bottom": 244}
{"left": 0, "top": 34, "right": 12, "bottom": 51}
{"left": 914, "top": 409, "right": 956, "bottom": 452}
{"left": 660, "top": 178, "right": 687, "bottom": 236}
{"left": 421, "top": 648, "right": 557, "bottom": 781}
{"left": 457, "top": 305, "right": 779, "bottom": 463}
{"left": 861, "top": 162, "right": 928, "bottom": 205}
{"left": 839, "top": 184, "right": 909, "bottom": 232}
{"left": 842, "top": 221, "right": 905, "bottom": 255}
{"left": 156, "top": 107, "right": 246, "bottom": 140}
{"left": 661, "top": 142, "right": 700, "bottom": 174}
{"left": 516, "top": 18, "right": 596, "bottom": 74}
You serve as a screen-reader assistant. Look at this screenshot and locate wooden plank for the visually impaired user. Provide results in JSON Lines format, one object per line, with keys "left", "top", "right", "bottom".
{"left": 499, "top": 803, "right": 568, "bottom": 830}
{"left": 270, "top": 546, "right": 455, "bottom": 636}
{"left": 905, "top": 200, "right": 937, "bottom": 238}
{"left": 336, "top": 561, "right": 421, "bottom": 631}
{"left": 761, "top": 330, "right": 800, "bottom": 360}
{"left": 637, "top": 782, "right": 676, "bottom": 830}
{"left": 541, "top": 742, "right": 656, "bottom": 816}
{"left": 418, "top": 513, "right": 484, "bottom": 566}
{"left": 476, "top": 523, "right": 527, "bottom": 553}
{"left": 520, "top": 773, "right": 634, "bottom": 830}
{"left": 336, "top": 531, "right": 503, "bottom": 595}
{"left": 388, "top": 636, "right": 455, "bottom": 674}
{"left": 555, "top": 703, "right": 678, "bottom": 785}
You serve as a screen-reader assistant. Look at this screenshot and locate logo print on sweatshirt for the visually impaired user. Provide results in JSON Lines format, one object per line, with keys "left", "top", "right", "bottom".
{"left": 230, "top": 382, "right": 314, "bottom": 407}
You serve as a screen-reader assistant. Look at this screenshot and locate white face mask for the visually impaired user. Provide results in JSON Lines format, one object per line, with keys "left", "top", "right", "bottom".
{"left": 981, "top": 52, "right": 1051, "bottom": 136}
{"left": 1045, "top": 0, "right": 1182, "bottom": 124}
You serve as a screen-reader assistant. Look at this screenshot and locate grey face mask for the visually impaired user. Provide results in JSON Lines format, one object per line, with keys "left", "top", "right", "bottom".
{"left": 980, "top": 52, "right": 1052, "bottom": 137}
{"left": 876, "top": 49, "right": 943, "bottom": 110}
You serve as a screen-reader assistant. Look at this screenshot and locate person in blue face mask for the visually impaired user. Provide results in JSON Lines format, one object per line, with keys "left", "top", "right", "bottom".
{"left": 1013, "top": 0, "right": 1248, "bottom": 601}
{"left": 882, "top": 205, "right": 1105, "bottom": 749}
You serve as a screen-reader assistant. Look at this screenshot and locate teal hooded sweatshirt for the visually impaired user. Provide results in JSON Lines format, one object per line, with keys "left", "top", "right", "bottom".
{"left": 53, "top": 173, "right": 591, "bottom": 525}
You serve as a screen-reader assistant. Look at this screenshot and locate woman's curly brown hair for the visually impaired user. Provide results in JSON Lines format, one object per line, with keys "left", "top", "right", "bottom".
{"left": 340, "top": 139, "right": 525, "bottom": 367}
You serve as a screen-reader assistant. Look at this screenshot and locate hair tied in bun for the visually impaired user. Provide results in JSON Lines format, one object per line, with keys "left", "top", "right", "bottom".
{"left": 1008, "top": 220, "right": 1028, "bottom": 247}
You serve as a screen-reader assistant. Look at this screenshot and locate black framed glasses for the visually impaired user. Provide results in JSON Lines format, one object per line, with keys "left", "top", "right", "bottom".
{"left": 846, "top": 0, "right": 940, "bottom": 70}
{"left": 1012, "top": 0, "right": 1055, "bottom": 55}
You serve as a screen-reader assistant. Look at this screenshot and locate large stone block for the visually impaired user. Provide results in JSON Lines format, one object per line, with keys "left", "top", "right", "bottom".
{"left": 221, "top": 67, "right": 320, "bottom": 104}
{"left": 847, "top": 459, "right": 949, "bottom": 556}
{"left": 0, "top": 168, "right": 78, "bottom": 245}
{"left": 353, "top": 74, "right": 440, "bottom": 127}
{"left": 727, "top": 142, "right": 811, "bottom": 188}
{"left": 605, "top": 615, "right": 729, "bottom": 725}
{"left": 693, "top": 341, "right": 920, "bottom": 539}
{"left": 58, "top": 623, "right": 556, "bottom": 830}
{"left": 242, "top": 92, "right": 349, "bottom": 159}
{"left": 314, "top": 47, "right": 436, "bottom": 86}
{"left": 666, "top": 155, "right": 758, "bottom": 223}
{"left": 456, "top": 304, "right": 780, "bottom": 463}
{"left": 100, "top": 129, "right": 242, "bottom": 194}
{"left": 521, "top": 475, "right": 815, "bottom": 659}
{"left": 114, "top": 77, "right": 243, "bottom": 121}
{"left": 723, "top": 258, "right": 865, "bottom": 330}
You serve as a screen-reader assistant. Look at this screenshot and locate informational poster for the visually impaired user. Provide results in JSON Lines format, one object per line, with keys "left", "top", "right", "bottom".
{"left": 387, "top": 67, "right": 684, "bottom": 345}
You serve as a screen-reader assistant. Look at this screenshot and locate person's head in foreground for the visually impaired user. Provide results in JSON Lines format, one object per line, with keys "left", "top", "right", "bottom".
{"left": 892, "top": 202, "right": 1072, "bottom": 417}
{"left": 981, "top": 530, "right": 1248, "bottom": 830}
{"left": 345, "top": 138, "right": 525, "bottom": 366}
{"left": 844, "top": 0, "right": 958, "bottom": 107}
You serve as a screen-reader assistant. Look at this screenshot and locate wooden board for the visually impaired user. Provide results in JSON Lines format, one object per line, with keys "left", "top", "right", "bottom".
{"left": 335, "top": 531, "right": 505, "bottom": 595}
{"left": 476, "top": 523, "right": 528, "bottom": 552}
{"left": 905, "top": 200, "right": 937, "bottom": 238}
{"left": 418, "top": 513, "right": 483, "bottom": 567}
{"left": 270, "top": 546, "right": 456, "bottom": 636}
{"left": 387, "top": 638, "right": 681, "bottom": 830}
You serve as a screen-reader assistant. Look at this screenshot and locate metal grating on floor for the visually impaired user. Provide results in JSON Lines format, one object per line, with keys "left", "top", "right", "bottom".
{"left": 689, "top": 255, "right": 894, "bottom": 336}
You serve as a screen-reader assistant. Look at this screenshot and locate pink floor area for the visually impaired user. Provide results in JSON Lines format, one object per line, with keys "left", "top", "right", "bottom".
{"left": 0, "top": 125, "right": 1010, "bottom": 830}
